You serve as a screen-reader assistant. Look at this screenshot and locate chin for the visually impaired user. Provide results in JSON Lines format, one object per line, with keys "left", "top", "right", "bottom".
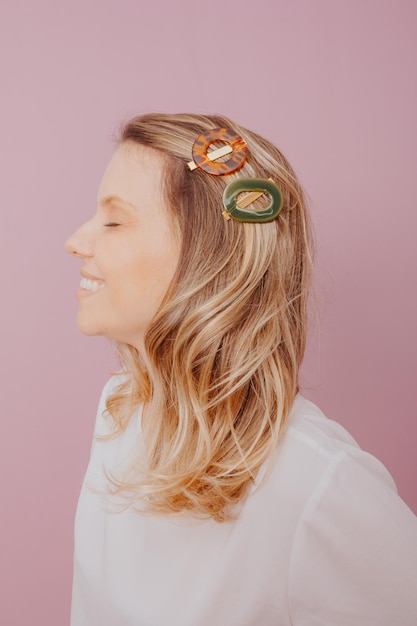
{"left": 76, "top": 313, "right": 103, "bottom": 337}
{"left": 76, "top": 316, "right": 125, "bottom": 344}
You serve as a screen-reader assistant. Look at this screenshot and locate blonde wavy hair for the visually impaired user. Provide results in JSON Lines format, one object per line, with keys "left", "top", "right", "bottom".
{"left": 104, "top": 113, "right": 313, "bottom": 522}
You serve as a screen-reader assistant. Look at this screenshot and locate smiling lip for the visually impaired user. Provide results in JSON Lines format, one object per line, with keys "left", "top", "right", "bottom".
{"left": 80, "top": 270, "right": 105, "bottom": 281}
{"left": 77, "top": 274, "right": 106, "bottom": 299}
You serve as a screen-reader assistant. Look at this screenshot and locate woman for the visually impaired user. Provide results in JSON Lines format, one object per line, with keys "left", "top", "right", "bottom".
{"left": 66, "top": 113, "right": 417, "bottom": 625}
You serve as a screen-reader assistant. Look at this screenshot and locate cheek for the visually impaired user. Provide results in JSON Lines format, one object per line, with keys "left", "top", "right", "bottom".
{"left": 132, "top": 227, "right": 180, "bottom": 290}
{"left": 108, "top": 243, "right": 178, "bottom": 313}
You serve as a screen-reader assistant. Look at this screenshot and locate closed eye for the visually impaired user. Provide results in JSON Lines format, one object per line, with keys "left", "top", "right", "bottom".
{"left": 104, "top": 222, "right": 121, "bottom": 228}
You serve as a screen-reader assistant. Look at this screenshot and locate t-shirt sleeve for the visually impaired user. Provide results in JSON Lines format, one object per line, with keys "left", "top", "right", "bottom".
{"left": 288, "top": 448, "right": 417, "bottom": 625}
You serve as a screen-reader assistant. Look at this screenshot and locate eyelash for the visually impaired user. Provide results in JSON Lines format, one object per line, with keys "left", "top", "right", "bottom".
{"left": 104, "top": 223, "right": 120, "bottom": 228}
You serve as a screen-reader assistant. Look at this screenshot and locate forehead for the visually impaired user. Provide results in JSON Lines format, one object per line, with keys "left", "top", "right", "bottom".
{"left": 97, "top": 142, "right": 166, "bottom": 206}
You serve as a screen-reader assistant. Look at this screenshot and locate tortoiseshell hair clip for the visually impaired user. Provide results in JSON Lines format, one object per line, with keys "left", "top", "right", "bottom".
{"left": 187, "top": 128, "right": 283, "bottom": 223}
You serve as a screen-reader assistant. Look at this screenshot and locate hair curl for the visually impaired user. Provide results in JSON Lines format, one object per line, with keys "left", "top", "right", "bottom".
{"left": 103, "top": 113, "right": 313, "bottom": 521}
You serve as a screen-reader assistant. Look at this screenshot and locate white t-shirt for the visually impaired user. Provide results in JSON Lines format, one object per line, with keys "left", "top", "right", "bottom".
{"left": 71, "top": 376, "right": 417, "bottom": 625}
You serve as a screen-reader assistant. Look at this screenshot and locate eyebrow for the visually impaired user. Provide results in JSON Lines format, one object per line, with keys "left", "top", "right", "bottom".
{"left": 99, "top": 194, "right": 138, "bottom": 211}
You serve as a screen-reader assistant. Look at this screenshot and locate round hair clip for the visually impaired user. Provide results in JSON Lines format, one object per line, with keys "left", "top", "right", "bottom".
{"left": 187, "top": 128, "right": 248, "bottom": 176}
{"left": 222, "top": 178, "right": 283, "bottom": 223}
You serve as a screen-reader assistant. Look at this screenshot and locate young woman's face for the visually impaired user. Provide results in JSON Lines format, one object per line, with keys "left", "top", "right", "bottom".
{"left": 65, "top": 142, "right": 180, "bottom": 353}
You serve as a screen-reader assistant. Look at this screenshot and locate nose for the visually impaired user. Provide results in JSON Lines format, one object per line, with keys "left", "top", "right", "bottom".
{"left": 65, "top": 221, "right": 94, "bottom": 258}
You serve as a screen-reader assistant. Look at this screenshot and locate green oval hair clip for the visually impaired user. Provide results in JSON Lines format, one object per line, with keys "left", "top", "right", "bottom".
{"left": 222, "top": 178, "right": 283, "bottom": 223}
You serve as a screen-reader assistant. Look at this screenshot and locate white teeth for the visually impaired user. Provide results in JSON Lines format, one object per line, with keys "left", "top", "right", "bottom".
{"left": 80, "top": 277, "right": 106, "bottom": 292}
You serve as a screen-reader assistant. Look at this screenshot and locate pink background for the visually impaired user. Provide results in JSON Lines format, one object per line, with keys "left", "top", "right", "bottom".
{"left": 1, "top": 0, "right": 416, "bottom": 623}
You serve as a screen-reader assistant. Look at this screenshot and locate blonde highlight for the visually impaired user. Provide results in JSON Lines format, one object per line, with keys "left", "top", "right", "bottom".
{"left": 103, "top": 113, "right": 314, "bottom": 521}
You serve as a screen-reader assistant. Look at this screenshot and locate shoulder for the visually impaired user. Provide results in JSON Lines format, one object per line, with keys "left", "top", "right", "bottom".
{"left": 252, "top": 394, "right": 416, "bottom": 564}
{"left": 246, "top": 395, "right": 400, "bottom": 536}
{"left": 279, "top": 396, "right": 417, "bottom": 624}
{"left": 278, "top": 394, "right": 397, "bottom": 493}
{"left": 286, "top": 394, "right": 372, "bottom": 458}
{"left": 256, "top": 394, "right": 399, "bottom": 512}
